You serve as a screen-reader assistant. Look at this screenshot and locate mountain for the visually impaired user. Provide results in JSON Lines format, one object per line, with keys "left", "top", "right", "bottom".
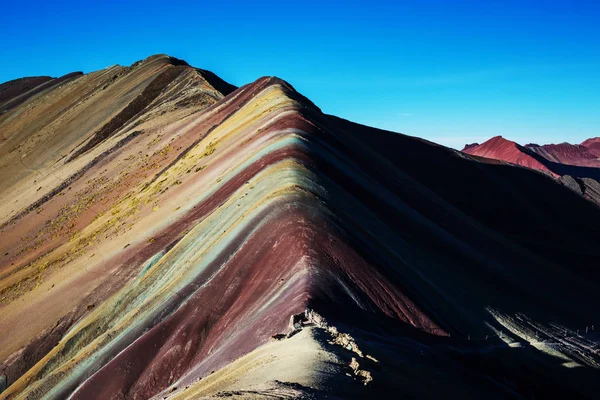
{"left": 2, "top": 55, "right": 600, "bottom": 399}
{"left": 581, "top": 137, "right": 600, "bottom": 157}
{"left": 463, "top": 136, "right": 600, "bottom": 206}
{"left": 462, "top": 136, "right": 557, "bottom": 176}
{"left": 463, "top": 136, "right": 600, "bottom": 171}
{"left": 525, "top": 142, "right": 600, "bottom": 168}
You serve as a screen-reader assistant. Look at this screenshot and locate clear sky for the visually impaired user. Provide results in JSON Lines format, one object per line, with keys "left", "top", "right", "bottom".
{"left": 2, "top": 0, "right": 599, "bottom": 148}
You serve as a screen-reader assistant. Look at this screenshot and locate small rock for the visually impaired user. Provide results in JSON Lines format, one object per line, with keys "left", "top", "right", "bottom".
{"left": 350, "top": 357, "right": 360, "bottom": 372}
{"left": 357, "top": 369, "right": 373, "bottom": 386}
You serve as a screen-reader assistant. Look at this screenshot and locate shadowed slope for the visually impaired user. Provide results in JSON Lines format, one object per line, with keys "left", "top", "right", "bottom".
{"left": 1, "top": 58, "right": 600, "bottom": 399}
{"left": 0, "top": 73, "right": 83, "bottom": 115}
{"left": 0, "top": 77, "right": 53, "bottom": 111}
{"left": 195, "top": 68, "right": 237, "bottom": 97}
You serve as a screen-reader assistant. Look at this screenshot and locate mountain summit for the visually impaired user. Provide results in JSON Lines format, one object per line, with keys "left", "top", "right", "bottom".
{"left": 2, "top": 56, "right": 600, "bottom": 399}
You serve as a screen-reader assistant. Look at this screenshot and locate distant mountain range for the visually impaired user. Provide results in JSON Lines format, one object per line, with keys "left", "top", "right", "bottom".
{"left": 463, "top": 135, "right": 600, "bottom": 206}
{"left": 2, "top": 55, "right": 600, "bottom": 399}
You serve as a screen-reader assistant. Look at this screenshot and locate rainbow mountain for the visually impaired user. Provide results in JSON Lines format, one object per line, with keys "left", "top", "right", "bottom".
{"left": 1, "top": 55, "right": 600, "bottom": 399}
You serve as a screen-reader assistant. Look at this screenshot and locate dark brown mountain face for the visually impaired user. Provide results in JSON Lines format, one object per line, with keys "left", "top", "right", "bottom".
{"left": 1, "top": 55, "right": 600, "bottom": 399}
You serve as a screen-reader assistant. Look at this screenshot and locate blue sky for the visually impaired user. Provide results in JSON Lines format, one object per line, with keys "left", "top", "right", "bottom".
{"left": 2, "top": 0, "right": 599, "bottom": 148}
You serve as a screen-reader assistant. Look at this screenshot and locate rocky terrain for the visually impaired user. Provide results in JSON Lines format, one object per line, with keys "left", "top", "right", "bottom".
{"left": 1, "top": 55, "right": 600, "bottom": 399}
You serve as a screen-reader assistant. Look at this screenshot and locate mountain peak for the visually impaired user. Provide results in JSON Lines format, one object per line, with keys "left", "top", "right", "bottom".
{"left": 461, "top": 142, "right": 479, "bottom": 151}
{"left": 130, "top": 53, "right": 189, "bottom": 68}
{"left": 463, "top": 135, "right": 518, "bottom": 154}
{"left": 462, "top": 135, "right": 555, "bottom": 175}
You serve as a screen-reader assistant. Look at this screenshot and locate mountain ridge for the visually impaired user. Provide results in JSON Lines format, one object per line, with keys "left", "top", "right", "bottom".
{"left": 2, "top": 55, "right": 600, "bottom": 399}
{"left": 462, "top": 135, "right": 600, "bottom": 205}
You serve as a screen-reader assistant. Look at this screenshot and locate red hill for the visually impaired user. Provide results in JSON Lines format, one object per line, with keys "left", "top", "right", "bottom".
{"left": 462, "top": 136, "right": 556, "bottom": 176}
{"left": 582, "top": 137, "right": 600, "bottom": 157}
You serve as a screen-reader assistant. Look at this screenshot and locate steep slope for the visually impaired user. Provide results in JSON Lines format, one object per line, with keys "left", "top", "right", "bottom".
{"left": 559, "top": 175, "right": 600, "bottom": 207}
{"left": 2, "top": 57, "right": 600, "bottom": 399}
